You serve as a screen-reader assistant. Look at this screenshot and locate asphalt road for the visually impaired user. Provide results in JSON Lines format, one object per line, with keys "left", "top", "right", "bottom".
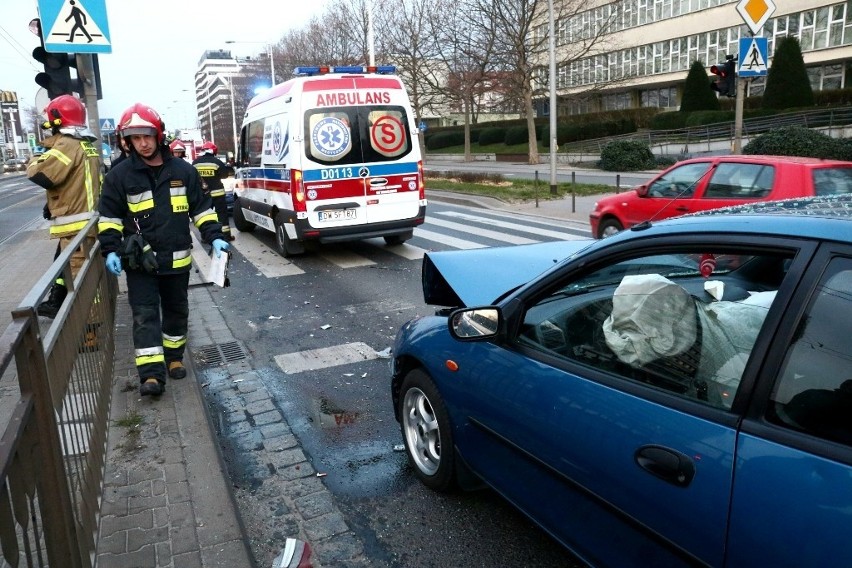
{"left": 213, "top": 201, "right": 590, "bottom": 567}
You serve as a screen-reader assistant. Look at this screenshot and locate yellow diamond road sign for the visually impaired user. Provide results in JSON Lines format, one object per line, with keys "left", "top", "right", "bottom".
{"left": 737, "top": 0, "right": 776, "bottom": 35}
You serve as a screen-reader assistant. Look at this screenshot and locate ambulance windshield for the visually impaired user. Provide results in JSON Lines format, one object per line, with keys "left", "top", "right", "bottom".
{"left": 305, "top": 106, "right": 412, "bottom": 166}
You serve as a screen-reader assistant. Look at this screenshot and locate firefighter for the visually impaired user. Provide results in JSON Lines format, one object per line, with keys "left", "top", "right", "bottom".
{"left": 192, "top": 141, "right": 235, "bottom": 240}
{"left": 28, "top": 95, "right": 102, "bottom": 319}
{"left": 169, "top": 139, "right": 188, "bottom": 162}
{"left": 98, "top": 103, "right": 229, "bottom": 397}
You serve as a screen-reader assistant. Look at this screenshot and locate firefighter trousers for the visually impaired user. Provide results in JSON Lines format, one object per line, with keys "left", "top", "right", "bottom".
{"left": 212, "top": 194, "right": 231, "bottom": 237}
{"left": 126, "top": 270, "right": 190, "bottom": 384}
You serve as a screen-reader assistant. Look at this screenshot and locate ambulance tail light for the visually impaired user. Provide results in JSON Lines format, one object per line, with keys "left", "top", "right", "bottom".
{"left": 292, "top": 169, "right": 307, "bottom": 213}
{"left": 417, "top": 161, "right": 425, "bottom": 200}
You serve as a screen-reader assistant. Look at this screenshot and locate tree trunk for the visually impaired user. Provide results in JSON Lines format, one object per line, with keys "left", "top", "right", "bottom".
{"left": 463, "top": 97, "right": 472, "bottom": 162}
{"left": 524, "top": 87, "right": 539, "bottom": 165}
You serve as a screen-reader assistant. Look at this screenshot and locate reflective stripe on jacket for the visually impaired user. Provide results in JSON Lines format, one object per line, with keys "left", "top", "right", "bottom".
{"left": 191, "top": 154, "right": 234, "bottom": 194}
{"left": 27, "top": 133, "right": 102, "bottom": 239}
{"left": 97, "top": 150, "right": 224, "bottom": 275}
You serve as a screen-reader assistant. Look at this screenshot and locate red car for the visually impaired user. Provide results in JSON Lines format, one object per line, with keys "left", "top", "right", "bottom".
{"left": 590, "top": 155, "right": 852, "bottom": 238}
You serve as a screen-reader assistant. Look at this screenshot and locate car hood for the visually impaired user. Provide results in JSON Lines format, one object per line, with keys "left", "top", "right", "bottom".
{"left": 422, "top": 240, "right": 591, "bottom": 307}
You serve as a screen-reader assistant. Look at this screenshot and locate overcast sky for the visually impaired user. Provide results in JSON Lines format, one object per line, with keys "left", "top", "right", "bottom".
{"left": 1, "top": 0, "right": 330, "bottom": 132}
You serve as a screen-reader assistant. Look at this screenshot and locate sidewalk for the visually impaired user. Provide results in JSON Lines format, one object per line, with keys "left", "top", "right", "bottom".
{"left": 96, "top": 278, "right": 254, "bottom": 567}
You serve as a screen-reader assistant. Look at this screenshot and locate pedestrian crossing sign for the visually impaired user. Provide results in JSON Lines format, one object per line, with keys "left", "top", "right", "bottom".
{"left": 738, "top": 37, "right": 769, "bottom": 77}
{"left": 99, "top": 118, "right": 115, "bottom": 132}
{"left": 38, "top": 0, "right": 112, "bottom": 54}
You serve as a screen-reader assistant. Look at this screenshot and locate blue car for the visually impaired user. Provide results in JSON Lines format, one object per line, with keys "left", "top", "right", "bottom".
{"left": 391, "top": 195, "right": 852, "bottom": 567}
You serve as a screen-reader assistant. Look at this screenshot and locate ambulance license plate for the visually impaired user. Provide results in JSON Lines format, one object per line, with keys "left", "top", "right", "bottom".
{"left": 318, "top": 209, "right": 356, "bottom": 221}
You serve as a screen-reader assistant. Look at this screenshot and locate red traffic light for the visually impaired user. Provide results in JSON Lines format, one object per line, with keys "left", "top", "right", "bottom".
{"left": 710, "top": 65, "right": 726, "bottom": 77}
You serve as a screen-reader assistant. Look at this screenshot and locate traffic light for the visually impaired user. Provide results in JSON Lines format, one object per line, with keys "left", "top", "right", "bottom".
{"left": 33, "top": 47, "right": 76, "bottom": 99}
{"left": 709, "top": 58, "right": 736, "bottom": 98}
{"left": 724, "top": 58, "right": 737, "bottom": 97}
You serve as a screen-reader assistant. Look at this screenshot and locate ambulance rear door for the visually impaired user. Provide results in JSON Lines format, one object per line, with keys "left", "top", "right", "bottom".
{"left": 302, "top": 80, "right": 420, "bottom": 229}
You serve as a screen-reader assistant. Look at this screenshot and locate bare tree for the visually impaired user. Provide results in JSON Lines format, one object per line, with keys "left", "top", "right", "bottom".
{"left": 480, "top": 0, "right": 621, "bottom": 164}
{"left": 428, "top": 0, "right": 497, "bottom": 161}
{"left": 381, "top": 0, "right": 445, "bottom": 125}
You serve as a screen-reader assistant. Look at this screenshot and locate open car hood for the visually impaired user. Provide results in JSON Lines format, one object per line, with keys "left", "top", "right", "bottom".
{"left": 422, "top": 240, "right": 591, "bottom": 307}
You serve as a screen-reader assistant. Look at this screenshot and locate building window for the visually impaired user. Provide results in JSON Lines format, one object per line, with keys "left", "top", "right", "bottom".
{"left": 640, "top": 86, "right": 677, "bottom": 108}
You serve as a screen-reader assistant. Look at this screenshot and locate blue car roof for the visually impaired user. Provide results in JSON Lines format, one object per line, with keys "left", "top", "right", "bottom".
{"left": 422, "top": 195, "right": 852, "bottom": 308}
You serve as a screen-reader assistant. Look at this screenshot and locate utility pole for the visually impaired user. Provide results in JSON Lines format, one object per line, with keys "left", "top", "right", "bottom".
{"left": 732, "top": 74, "right": 746, "bottom": 154}
{"left": 76, "top": 54, "right": 102, "bottom": 145}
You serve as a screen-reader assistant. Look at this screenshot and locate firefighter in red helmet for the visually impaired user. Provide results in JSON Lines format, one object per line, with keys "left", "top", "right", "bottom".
{"left": 192, "top": 140, "right": 235, "bottom": 240}
{"left": 27, "top": 94, "right": 102, "bottom": 319}
{"left": 98, "top": 103, "right": 230, "bottom": 397}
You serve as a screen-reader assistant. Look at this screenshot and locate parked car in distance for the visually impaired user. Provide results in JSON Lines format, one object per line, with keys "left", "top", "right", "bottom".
{"left": 391, "top": 195, "right": 852, "bottom": 567}
{"left": 4, "top": 157, "right": 30, "bottom": 173}
{"left": 590, "top": 154, "right": 852, "bottom": 238}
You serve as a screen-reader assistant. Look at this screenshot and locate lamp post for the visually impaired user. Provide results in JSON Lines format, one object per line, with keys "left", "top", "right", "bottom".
{"left": 225, "top": 40, "right": 275, "bottom": 87}
{"left": 225, "top": 75, "right": 238, "bottom": 157}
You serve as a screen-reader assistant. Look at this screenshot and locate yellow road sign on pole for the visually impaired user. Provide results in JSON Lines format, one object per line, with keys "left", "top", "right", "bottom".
{"left": 736, "top": 0, "right": 776, "bottom": 35}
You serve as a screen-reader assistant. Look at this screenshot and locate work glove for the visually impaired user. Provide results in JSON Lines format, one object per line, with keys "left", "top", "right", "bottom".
{"left": 106, "top": 252, "right": 122, "bottom": 276}
{"left": 139, "top": 242, "right": 158, "bottom": 273}
{"left": 211, "top": 238, "right": 230, "bottom": 258}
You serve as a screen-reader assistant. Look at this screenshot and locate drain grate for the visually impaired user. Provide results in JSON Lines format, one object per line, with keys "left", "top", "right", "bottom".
{"left": 195, "top": 341, "right": 247, "bottom": 366}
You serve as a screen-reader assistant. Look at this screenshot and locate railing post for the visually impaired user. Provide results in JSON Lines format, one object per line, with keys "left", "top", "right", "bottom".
{"left": 12, "top": 308, "right": 84, "bottom": 568}
{"left": 534, "top": 170, "right": 539, "bottom": 208}
{"left": 571, "top": 171, "right": 576, "bottom": 212}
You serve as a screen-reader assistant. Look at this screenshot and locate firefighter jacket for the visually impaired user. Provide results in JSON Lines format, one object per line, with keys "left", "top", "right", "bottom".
{"left": 191, "top": 154, "right": 234, "bottom": 197}
{"left": 97, "top": 150, "right": 224, "bottom": 275}
{"left": 27, "top": 132, "right": 102, "bottom": 239}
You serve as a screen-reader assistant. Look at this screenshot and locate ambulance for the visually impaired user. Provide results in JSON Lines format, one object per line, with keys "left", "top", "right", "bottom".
{"left": 232, "top": 65, "right": 426, "bottom": 256}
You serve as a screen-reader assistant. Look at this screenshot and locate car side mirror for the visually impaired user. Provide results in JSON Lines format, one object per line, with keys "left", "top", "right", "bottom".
{"left": 636, "top": 184, "right": 649, "bottom": 197}
{"left": 448, "top": 307, "right": 501, "bottom": 340}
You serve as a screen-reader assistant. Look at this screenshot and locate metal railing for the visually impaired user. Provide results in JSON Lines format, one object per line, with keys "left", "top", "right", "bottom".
{"left": 562, "top": 106, "right": 852, "bottom": 155}
{"left": 0, "top": 216, "right": 116, "bottom": 568}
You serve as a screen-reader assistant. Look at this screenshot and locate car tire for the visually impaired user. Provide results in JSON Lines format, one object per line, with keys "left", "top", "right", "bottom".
{"left": 598, "top": 218, "right": 624, "bottom": 239}
{"left": 274, "top": 214, "right": 305, "bottom": 257}
{"left": 384, "top": 231, "right": 412, "bottom": 246}
{"left": 232, "top": 198, "right": 255, "bottom": 233}
{"left": 399, "top": 368, "right": 456, "bottom": 491}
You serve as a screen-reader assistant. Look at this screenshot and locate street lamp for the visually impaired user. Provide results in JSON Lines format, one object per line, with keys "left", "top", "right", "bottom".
{"left": 225, "top": 75, "right": 238, "bottom": 158}
{"left": 225, "top": 40, "right": 275, "bottom": 86}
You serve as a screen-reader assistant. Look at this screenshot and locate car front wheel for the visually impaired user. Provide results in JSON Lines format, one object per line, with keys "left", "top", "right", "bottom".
{"left": 598, "top": 218, "right": 624, "bottom": 239}
{"left": 399, "top": 368, "right": 456, "bottom": 491}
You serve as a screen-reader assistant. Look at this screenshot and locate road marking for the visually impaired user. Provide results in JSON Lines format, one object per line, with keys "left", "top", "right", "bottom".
{"left": 231, "top": 230, "right": 305, "bottom": 277}
{"left": 438, "top": 211, "right": 587, "bottom": 240}
{"left": 412, "top": 228, "right": 486, "bottom": 249}
{"left": 425, "top": 216, "right": 539, "bottom": 245}
{"left": 343, "top": 298, "right": 418, "bottom": 314}
{"left": 318, "top": 250, "right": 376, "bottom": 268}
{"left": 274, "top": 342, "right": 380, "bottom": 374}
{"left": 367, "top": 239, "right": 427, "bottom": 260}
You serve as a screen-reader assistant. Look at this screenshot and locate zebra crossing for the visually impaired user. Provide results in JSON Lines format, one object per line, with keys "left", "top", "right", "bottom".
{"left": 228, "top": 206, "right": 590, "bottom": 277}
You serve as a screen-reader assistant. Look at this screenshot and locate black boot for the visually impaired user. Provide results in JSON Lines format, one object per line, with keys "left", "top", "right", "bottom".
{"left": 37, "top": 283, "right": 68, "bottom": 318}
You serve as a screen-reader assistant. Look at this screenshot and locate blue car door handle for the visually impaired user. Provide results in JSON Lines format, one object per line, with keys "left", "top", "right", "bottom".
{"left": 634, "top": 445, "right": 696, "bottom": 488}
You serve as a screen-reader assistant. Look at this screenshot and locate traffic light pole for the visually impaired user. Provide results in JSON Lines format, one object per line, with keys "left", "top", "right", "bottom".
{"left": 732, "top": 74, "right": 746, "bottom": 154}
{"left": 75, "top": 54, "right": 102, "bottom": 145}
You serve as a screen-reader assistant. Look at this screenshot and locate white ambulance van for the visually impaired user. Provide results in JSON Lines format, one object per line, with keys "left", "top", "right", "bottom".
{"left": 232, "top": 65, "right": 426, "bottom": 256}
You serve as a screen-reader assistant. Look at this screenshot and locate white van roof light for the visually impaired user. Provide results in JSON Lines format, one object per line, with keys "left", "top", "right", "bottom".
{"left": 293, "top": 65, "right": 397, "bottom": 76}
